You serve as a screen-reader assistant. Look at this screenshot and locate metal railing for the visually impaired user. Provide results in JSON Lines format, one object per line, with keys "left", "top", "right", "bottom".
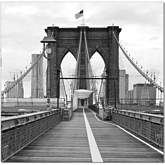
{"left": 1, "top": 98, "right": 66, "bottom": 116}
{"left": 1, "top": 109, "right": 62, "bottom": 161}
{"left": 111, "top": 109, "right": 164, "bottom": 149}
{"left": 98, "top": 98, "right": 163, "bottom": 113}
{"left": 119, "top": 98, "right": 163, "bottom": 106}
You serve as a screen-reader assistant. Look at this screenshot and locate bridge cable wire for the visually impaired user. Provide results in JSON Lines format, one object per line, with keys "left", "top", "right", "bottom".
{"left": 73, "top": 30, "right": 83, "bottom": 92}
{"left": 60, "top": 68, "right": 67, "bottom": 101}
{"left": 84, "top": 30, "right": 97, "bottom": 91}
{"left": 112, "top": 31, "right": 164, "bottom": 93}
{"left": 84, "top": 30, "right": 97, "bottom": 103}
{"left": 98, "top": 67, "right": 106, "bottom": 103}
{"left": 72, "top": 28, "right": 97, "bottom": 103}
{"left": 1, "top": 53, "right": 44, "bottom": 96}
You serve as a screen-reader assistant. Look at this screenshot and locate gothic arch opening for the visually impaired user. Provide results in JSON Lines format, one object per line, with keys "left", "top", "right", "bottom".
{"left": 90, "top": 51, "right": 105, "bottom": 98}
{"left": 45, "top": 26, "right": 121, "bottom": 104}
{"left": 60, "top": 52, "right": 77, "bottom": 101}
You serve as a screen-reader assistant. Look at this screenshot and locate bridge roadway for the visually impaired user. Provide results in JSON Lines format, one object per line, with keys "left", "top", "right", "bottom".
{"left": 7, "top": 109, "right": 163, "bottom": 163}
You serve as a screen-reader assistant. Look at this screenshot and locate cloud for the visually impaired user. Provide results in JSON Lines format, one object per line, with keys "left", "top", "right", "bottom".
{"left": 3, "top": 5, "right": 39, "bottom": 16}
{"left": 85, "top": 2, "right": 162, "bottom": 27}
{"left": 1, "top": 1, "right": 163, "bottom": 97}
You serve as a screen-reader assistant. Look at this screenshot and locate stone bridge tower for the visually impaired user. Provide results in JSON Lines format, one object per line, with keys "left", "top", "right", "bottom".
{"left": 43, "top": 26, "right": 121, "bottom": 105}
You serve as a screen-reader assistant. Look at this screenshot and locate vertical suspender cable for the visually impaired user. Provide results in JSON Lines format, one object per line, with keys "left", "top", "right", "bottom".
{"left": 98, "top": 67, "right": 106, "bottom": 103}
{"left": 112, "top": 31, "right": 163, "bottom": 93}
{"left": 2, "top": 53, "right": 43, "bottom": 96}
{"left": 60, "top": 68, "right": 67, "bottom": 101}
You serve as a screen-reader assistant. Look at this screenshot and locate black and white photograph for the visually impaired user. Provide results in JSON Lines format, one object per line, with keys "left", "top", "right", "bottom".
{"left": 1, "top": 0, "right": 164, "bottom": 163}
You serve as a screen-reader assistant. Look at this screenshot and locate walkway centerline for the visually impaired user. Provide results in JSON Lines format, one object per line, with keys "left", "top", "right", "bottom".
{"left": 83, "top": 108, "right": 103, "bottom": 163}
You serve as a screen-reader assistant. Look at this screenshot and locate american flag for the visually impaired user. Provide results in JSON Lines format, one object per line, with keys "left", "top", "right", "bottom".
{"left": 75, "top": 10, "right": 83, "bottom": 19}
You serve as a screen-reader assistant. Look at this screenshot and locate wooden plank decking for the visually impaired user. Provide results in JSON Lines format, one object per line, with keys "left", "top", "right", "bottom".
{"left": 85, "top": 110, "right": 163, "bottom": 163}
{"left": 7, "top": 109, "right": 163, "bottom": 163}
{"left": 7, "top": 111, "right": 91, "bottom": 162}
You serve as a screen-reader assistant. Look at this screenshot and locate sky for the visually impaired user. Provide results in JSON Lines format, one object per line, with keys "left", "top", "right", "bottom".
{"left": 0, "top": 1, "right": 163, "bottom": 97}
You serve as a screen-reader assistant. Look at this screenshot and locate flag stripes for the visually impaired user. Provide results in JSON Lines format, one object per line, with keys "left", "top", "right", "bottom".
{"left": 75, "top": 10, "right": 83, "bottom": 19}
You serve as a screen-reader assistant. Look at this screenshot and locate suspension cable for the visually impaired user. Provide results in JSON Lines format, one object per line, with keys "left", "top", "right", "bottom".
{"left": 60, "top": 68, "right": 67, "bottom": 101}
{"left": 99, "top": 67, "right": 105, "bottom": 95}
{"left": 98, "top": 67, "right": 106, "bottom": 100}
{"left": 73, "top": 30, "right": 83, "bottom": 91}
{"left": 84, "top": 30, "right": 96, "bottom": 91}
{"left": 84, "top": 30, "right": 91, "bottom": 89}
{"left": 112, "top": 31, "right": 164, "bottom": 93}
{"left": 2, "top": 52, "right": 44, "bottom": 96}
{"left": 84, "top": 29, "right": 98, "bottom": 104}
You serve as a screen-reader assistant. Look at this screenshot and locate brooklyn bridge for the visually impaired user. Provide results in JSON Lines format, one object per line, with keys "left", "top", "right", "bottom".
{"left": 1, "top": 25, "right": 164, "bottom": 163}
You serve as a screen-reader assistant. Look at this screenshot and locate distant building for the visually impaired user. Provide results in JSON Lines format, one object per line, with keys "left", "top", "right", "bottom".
{"left": 125, "top": 74, "right": 129, "bottom": 92}
{"left": 119, "top": 70, "right": 129, "bottom": 104}
{"left": 5, "top": 77, "right": 24, "bottom": 98}
{"left": 31, "top": 54, "right": 44, "bottom": 98}
{"left": 18, "top": 78, "right": 24, "bottom": 98}
{"left": 126, "top": 90, "right": 133, "bottom": 104}
{"left": 133, "top": 83, "right": 156, "bottom": 106}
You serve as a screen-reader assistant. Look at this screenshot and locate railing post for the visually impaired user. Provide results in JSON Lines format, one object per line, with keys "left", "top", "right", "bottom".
{"left": 111, "top": 109, "right": 164, "bottom": 148}
{"left": 1, "top": 110, "right": 62, "bottom": 161}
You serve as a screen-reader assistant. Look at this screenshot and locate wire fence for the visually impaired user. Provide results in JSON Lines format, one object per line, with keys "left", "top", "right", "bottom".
{"left": 1, "top": 98, "right": 66, "bottom": 117}
{"left": 97, "top": 98, "right": 163, "bottom": 114}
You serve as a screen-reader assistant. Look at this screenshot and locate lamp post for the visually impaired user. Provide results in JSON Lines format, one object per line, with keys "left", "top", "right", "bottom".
{"left": 57, "top": 68, "right": 61, "bottom": 109}
{"left": 41, "top": 34, "right": 56, "bottom": 107}
{"left": 114, "top": 79, "right": 117, "bottom": 109}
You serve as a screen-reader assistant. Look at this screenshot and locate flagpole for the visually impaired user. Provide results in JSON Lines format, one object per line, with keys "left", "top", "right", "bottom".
{"left": 75, "top": 10, "right": 84, "bottom": 26}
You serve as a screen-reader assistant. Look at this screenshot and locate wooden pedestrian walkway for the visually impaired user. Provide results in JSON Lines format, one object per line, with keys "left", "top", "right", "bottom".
{"left": 7, "top": 109, "right": 163, "bottom": 163}
{"left": 85, "top": 110, "right": 163, "bottom": 163}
